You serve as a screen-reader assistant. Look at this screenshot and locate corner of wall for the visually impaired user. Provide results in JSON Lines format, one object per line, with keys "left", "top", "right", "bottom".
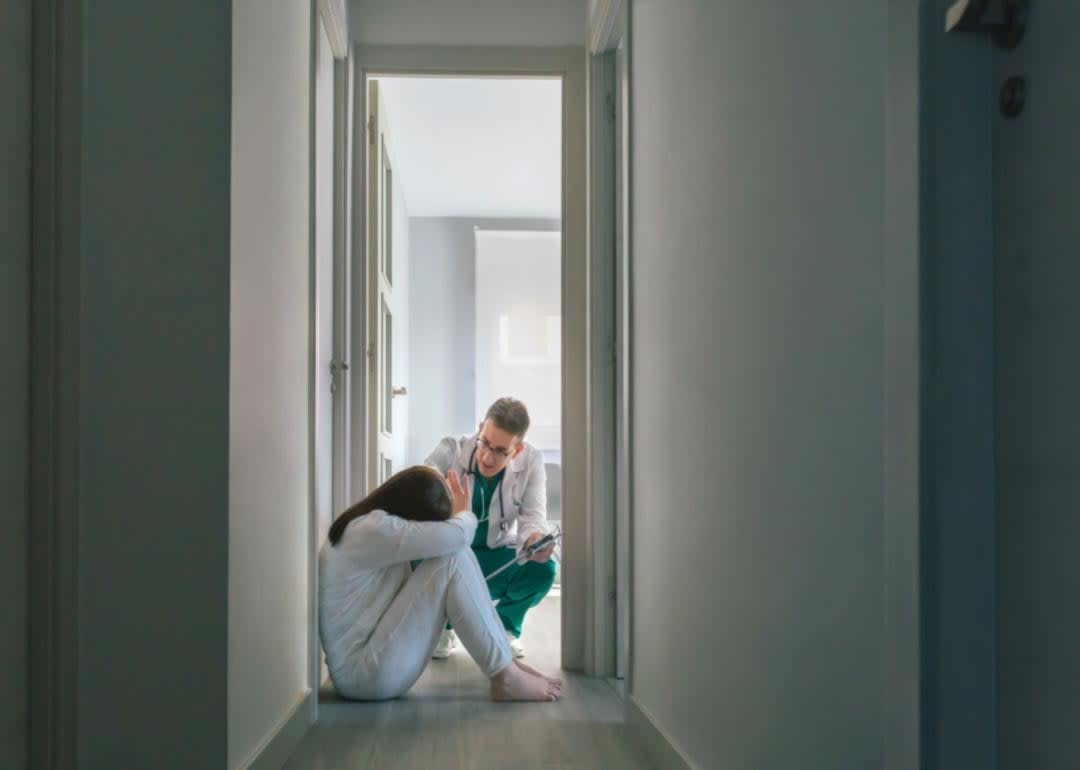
{"left": 233, "top": 691, "right": 313, "bottom": 770}
{"left": 625, "top": 695, "right": 696, "bottom": 770}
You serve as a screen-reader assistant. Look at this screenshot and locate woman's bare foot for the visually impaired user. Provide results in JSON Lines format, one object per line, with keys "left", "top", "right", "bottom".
{"left": 490, "top": 662, "right": 562, "bottom": 702}
{"left": 514, "top": 660, "right": 563, "bottom": 689}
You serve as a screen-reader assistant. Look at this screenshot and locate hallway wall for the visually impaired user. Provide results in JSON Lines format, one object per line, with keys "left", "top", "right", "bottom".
{"left": 229, "top": 1, "right": 313, "bottom": 768}
{"left": 630, "top": 1, "right": 886, "bottom": 767}
{"left": 0, "top": 0, "right": 30, "bottom": 767}
{"left": 76, "top": 3, "right": 231, "bottom": 767}
{"left": 995, "top": 4, "right": 1080, "bottom": 767}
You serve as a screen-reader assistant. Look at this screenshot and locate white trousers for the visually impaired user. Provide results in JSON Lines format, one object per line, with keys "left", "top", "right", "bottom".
{"left": 334, "top": 547, "right": 513, "bottom": 701}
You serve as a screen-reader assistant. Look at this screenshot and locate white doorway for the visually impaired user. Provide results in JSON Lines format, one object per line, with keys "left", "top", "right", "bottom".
{"left": 363, "top": 73, "right": 565, "bottom": 670}
{"left": 321, "top": 45, "right": 588, "bottom": 696}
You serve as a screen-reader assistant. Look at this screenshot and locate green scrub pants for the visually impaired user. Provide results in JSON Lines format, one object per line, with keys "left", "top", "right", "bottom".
{"left": 470, "top": 546, "right": 558, "bottom": 639}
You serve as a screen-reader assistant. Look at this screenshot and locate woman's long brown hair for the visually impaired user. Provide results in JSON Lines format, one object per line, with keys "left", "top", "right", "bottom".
{"left": 328, "top": 465, "right": 453, "bottom": 545}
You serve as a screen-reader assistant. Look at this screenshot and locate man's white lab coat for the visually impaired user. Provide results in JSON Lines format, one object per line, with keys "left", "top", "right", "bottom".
{"left": 424, "top": 433, "right": 548, "bottom": 554}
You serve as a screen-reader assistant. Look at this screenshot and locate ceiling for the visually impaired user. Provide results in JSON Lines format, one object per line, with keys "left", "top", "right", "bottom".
{"left": 349, "top": 0, "right": 587, "bottom": 47}
{"left": 375, "top": 77, "right": 562, "bottom": 220}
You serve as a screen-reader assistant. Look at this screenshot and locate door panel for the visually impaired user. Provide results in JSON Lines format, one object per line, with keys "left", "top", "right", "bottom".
{"left": 367, "top": 81, "right": 396, "bottom": 487}
{"left": 332, "top": 57, "right": 350, "bottom": 514}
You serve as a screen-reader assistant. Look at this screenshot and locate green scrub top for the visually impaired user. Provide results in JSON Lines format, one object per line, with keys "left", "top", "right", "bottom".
{"left": 471, "top": 469, "right": 505, "bottom": 549}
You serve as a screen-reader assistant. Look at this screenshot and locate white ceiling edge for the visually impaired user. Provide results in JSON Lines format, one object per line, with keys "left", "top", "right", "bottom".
{"left": 348, "top": 0, "right": 588, "bottom": 48}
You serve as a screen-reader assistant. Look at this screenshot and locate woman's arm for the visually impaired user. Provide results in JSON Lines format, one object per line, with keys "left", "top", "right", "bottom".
{"left": 339, "top": 509, "right": 477, "bottom": 571}
{"left": 339, "top": 470, "right": 475, "bottom": 570}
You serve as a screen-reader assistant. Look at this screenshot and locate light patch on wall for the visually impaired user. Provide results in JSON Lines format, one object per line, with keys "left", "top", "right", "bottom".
{"left": 498, "top": 313, "right": 560, "bottom": 365}
{"left": 475, "top": 229, "right": 561, "bottom": 452}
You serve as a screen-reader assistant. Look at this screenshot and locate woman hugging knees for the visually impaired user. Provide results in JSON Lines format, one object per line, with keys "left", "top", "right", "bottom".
{"left": 319, "top": 465, "right": 563, "bottom": 702}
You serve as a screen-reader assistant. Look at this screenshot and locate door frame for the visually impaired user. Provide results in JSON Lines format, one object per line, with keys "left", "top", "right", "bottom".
{"left": 309, "top": 1, "right": 350, "bottom": 720}
{"left": 28, "top": 0, "right": 82, "bottom": 764}
{"left": 364, "top": 79, "right": 400, "bottom": 488}
{"left": 613, "top": 20, "right": 632, "bottom": 688}
{"left": 347, "top": 44, "right": 590, "bottom": 672}
{"left": 588, "top": 0, "right": 630, "bottom": 683}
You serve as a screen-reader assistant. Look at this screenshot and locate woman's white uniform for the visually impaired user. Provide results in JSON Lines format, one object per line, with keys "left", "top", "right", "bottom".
{"left": 319, "top": 508, "right": 512, "bottom": 700}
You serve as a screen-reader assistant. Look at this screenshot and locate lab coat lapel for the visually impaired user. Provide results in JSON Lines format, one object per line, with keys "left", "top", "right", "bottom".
{"left": 455, "top": 434, "right": 478, "bottom": 473}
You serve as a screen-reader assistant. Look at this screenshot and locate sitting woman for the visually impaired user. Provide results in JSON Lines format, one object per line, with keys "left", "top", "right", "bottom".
{"left": 319, "top": 465, "right": 562, "bottom": 702}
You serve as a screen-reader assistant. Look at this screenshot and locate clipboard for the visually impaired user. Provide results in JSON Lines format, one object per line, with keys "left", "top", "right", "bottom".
{"left": 484, "top": 526, "right": 563, "bottom": 582}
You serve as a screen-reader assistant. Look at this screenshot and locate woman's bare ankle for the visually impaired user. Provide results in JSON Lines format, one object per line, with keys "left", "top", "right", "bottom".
{"left": 490, "top": 662, "right": 561, "bottom": 702}
{"left": 514, "top": 660, "right": 563, "bottom": 687}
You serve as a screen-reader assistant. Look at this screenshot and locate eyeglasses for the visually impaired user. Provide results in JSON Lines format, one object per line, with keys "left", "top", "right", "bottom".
{"left": 477, "top": 436, "right": 515, "bottom": 460}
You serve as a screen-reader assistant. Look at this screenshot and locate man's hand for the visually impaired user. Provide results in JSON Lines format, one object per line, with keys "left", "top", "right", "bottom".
{"left": 522, "top": 532, "right": 556, "bottom": 563}
{"left": 447, "top": 470, "right": 471, "bottom": 516}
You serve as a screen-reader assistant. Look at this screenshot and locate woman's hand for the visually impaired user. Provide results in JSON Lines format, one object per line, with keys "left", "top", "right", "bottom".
{"left": 447, "top": 470, "right": 472, "bottom": 516}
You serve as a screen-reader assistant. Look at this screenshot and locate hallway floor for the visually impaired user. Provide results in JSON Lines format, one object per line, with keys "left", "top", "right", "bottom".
{"left": 284, "top": 596, "right": 651, "bottom": 769}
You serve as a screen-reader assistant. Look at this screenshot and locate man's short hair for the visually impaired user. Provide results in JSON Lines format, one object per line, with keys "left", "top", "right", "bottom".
{"left": 485, "top": 398, "right": 530, "bottom": 439}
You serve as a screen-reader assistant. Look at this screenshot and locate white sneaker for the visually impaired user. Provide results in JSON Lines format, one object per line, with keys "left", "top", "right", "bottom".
{"left": 507, "top": 632, "right": 526, "bottom": 659}
{"left": 432, "top": 629, "right": 457, "bottom": 659}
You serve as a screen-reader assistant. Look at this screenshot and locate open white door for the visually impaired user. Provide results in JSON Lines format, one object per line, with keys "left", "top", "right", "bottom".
{"left": 367, "top": 80, "right": 400, "bottom": 487}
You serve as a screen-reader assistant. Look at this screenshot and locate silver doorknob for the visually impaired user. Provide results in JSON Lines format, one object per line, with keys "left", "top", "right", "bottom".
{"left": 392, "top": 386, "right": 407, "bottom": 397}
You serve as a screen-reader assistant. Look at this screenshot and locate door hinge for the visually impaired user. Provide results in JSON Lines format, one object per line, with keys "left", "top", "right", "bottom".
{"left": 329, "top": 359, "right": 349, "bottom": 394}
{"left": 606, "top": 91, "right": 616, "bottom": 124}
{"left": 368, "top": 114, "right": 375, "bottom": 145}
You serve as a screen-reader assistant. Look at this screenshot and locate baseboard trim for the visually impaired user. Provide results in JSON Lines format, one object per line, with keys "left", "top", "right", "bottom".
{"left": 236, "top": 690, "right": 313, "bottom": 770}
{"left": 625, "top": 694, "right": 697, "bottom": 770}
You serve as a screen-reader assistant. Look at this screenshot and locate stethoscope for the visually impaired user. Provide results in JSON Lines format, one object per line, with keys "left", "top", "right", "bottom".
{"left": 464, "top": 440, "right": 564, "bottom": 581}
{"left": 464, "top": 443, "right": 509, "bottom": 532}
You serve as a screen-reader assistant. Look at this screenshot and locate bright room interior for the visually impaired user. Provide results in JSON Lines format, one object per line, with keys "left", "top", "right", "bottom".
{"left": 345, "top": 74, "right": 565, "bottom": 687}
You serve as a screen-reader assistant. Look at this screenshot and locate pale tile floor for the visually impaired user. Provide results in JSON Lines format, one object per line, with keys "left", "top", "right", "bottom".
{"left": 284, "top": 596, "right": 653, "bottom": 770}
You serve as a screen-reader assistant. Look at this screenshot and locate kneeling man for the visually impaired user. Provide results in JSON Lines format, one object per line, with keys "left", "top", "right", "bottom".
{"left": 425, "top": 397, "right": 556, "bottom": 659}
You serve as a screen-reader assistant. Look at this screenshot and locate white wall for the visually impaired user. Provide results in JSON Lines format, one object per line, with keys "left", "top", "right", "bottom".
{"left": 229, "top": 2, "right": 313, "bottom": 768}
{"left": 1, "top": 0, "right": 30, "bottom": 766}
{"left": 76, "top": 3, "right": 231, "bottom": 767}
{"left": 349, "top": 0, "right": 586, "bottom": 47}
{"left": 995, "top": 5, "right": 1080, "bottom": 767}
{"left": 406, "top": 217, "right": 560, "bottom": 465}
{"left": 631, "top": 2, "right": 885, "bottom": 767}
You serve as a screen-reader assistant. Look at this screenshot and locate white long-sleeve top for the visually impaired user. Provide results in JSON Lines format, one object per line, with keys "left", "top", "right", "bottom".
{"left": 318, "top": 508, "right": 477, "bottom": 682}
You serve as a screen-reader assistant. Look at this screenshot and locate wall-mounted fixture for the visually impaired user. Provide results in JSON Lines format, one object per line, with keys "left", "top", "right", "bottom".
{"left": 946, "top": 0, "right": 1028, "bottom": 49}
{"left": 1000, "top": 76, "right": 1027, "bottom": 118}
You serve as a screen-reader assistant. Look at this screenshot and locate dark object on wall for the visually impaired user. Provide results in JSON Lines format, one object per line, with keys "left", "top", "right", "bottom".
{"left": 1000, "top": 76, "right": 1027, "bottom": 118}
{"left": 946, "top": 0, "right": 1028, "bottom": 49}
